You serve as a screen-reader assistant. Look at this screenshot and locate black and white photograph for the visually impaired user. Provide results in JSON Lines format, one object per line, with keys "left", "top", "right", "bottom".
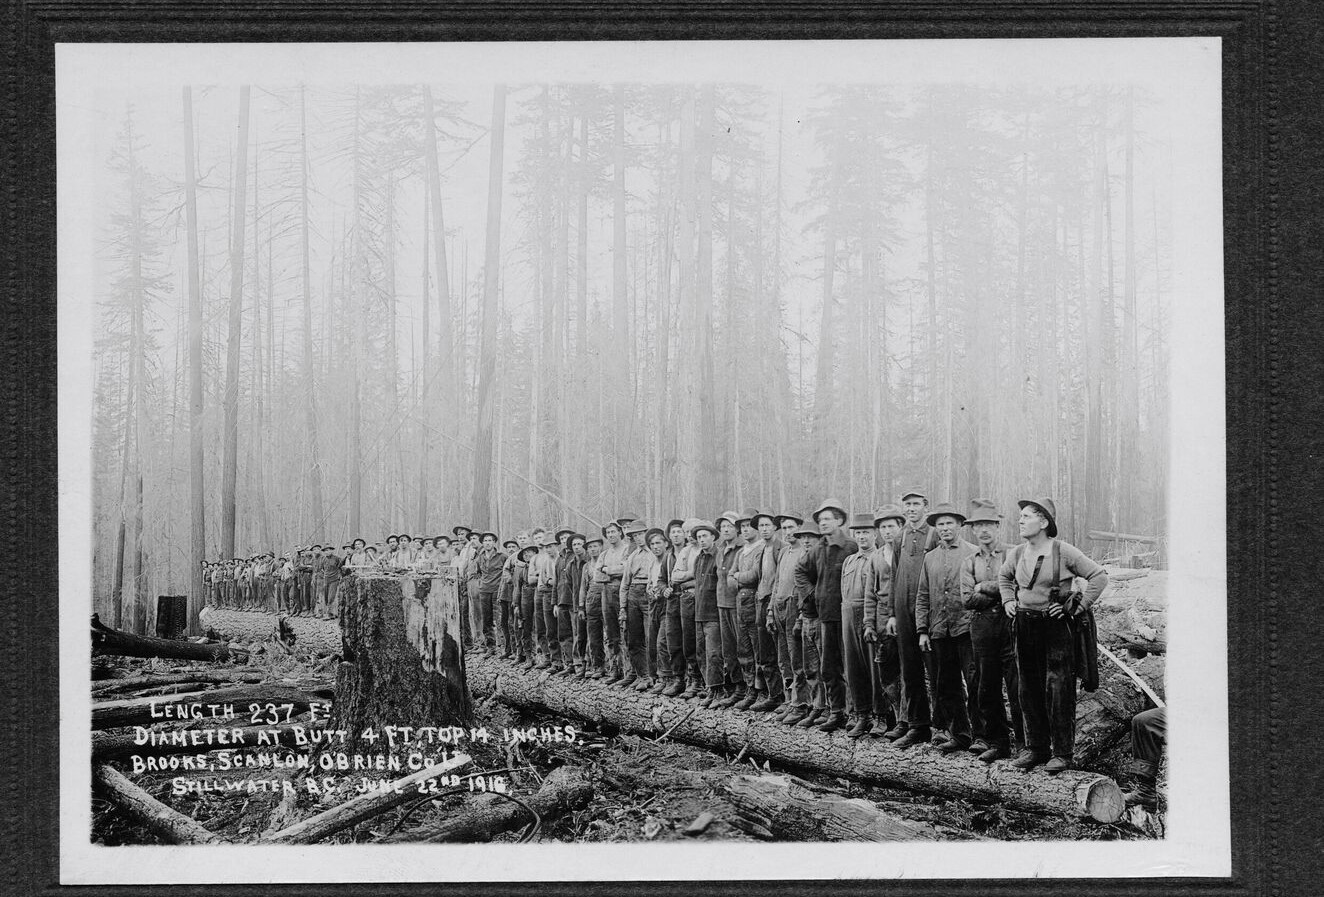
{"left": 58, "top": 38, "right": 1227, "bottom": 883}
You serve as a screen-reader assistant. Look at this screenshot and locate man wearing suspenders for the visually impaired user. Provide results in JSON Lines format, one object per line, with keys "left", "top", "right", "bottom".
{"left": 998, "top": 497, "right": 1109, "bottom": 773}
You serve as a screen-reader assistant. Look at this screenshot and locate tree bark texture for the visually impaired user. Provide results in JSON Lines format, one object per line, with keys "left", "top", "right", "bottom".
{"left": 92, "top": 615, "right": 244, "bottom": 663}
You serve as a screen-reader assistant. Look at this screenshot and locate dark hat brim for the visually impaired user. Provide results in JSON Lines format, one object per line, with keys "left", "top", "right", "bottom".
{"left": 1017, "top": 500, "right": 1059, "bottom": 537}
{"left": 452, "top": 525, "right": 472, "bottom": 536}
{"left": 812, "top": 506, "right": 847, "bottom": 523}
{"left": 925, "top": 511, "right": 968, "bottom": 527}
{"left": 775, "top": 514, "right": 805, "bottom": 526}
{"left": 751, "top": 513, "right": 777, "bottom": 528}
{"left": 691, "top": 523, "right": 719, "bottom": 539}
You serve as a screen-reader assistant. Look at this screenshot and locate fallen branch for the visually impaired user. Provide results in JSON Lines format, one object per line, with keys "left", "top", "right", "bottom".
{"left": 382, "top": 766, "right": 592, "bottom": 843}
{"left": 93, "top": 683, "right": 333, "bottom": 730}
{"left": 261, "top": 754, "right": 472, "bottom": 844}
{"left": 93, "top": 764, "right": 227, "bottom": 844}
{"left": 92, "top": 614, "right": 245, "bottom": 663}
{"left": 466, "top": 654, "right": 1126, "bottom": 823}
{"left": 724, "top": 773, "right": 969, "bottom": 841}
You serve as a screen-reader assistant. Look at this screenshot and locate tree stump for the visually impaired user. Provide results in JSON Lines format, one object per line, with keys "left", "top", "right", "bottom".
{"left": 319, "top": 572, "right": 471, "bottom": 767}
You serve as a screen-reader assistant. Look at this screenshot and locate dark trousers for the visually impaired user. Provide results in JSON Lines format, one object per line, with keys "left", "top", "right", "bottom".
{"left": 696, "top": 620, "right": 723, "bottom": 690}
{"left": 601, "top": 578, "right": 623, "bottom": 673}
{"left": 1014, "top": 612, "right": 1077, "bottom": 759}
{"left": 771, "top": 598, "right": 806, "bottom": 706}
{"left": 718, "top": 606, "right": 744, "bottom": 691}
{"left": 930, "top": 633, "right": 974, "bottom": 742}
{"left": 818, "top": 617, "right": 847, "bottom": 713}
{"left": 664, "top": 590, "right": 688, "bottom": 681}
{"left": 895, "top": 597, "right": 931, "bottom": 728}
{"left": 1132, "top": 707, "right": 1167, "bottom": 764}
{"left": 468, "top": 577, "right": 484, "bottom": 645}
{"left": 478, "top": 590, "right": 496, "bottom": 648}
{"left": 573, "top": 605, "right": 588, "bottom": 665}
{"left": 625, "top": 582, "right": 649, "bottom": 677}
{"left": 755, "top": 597, "right": 783, "bottom": 699}
{"left": 518, "top": 589, "right": 535, "bottom": 657}
{"left": 800, "top": 616, "right": 825, "bottom": 710}
{"left": 679, "top": 590, "right": 699, "bottom": 683}
{"left": 871, "top": 634, "right": 902, "bottom": 725}
{"left": 735, "top": 589, "right": 759, "bottom": 690}
{"left": 297, "top": 575, "right": 313, "bottom": 614}
{"left": 534, "top": 586, "right": 553, "bottom": 659}
{"left": 647, "top": 588, "right": 667, "bottom": 679}
{"left": 841, "top": 602, "right": 874, "bottom": 718}
{"left": 585, "top": 582, "right": 605, "bottom": 670}
{"left": 459, "top": 580, "right": 472, "bottom": 647}
{"left": 971, "top": 610, "right": 1024, "bottom": 749}
{"left": 557, "top": 605, "right": 575, "bottom": 667}
{"left": 498, "top": 600, "right": 514, "bottom": 654}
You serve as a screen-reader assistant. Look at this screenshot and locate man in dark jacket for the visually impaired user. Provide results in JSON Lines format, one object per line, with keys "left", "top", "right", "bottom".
{"left": 916, "top": 503, "right": 978, "bottom": 753}
{"left": 792, "top": 525, "right": 826, "bottom": 727}
{"left": 808, "top": 498, "right": 857, "bottom": 733}
{"left": 890, "top": 489, "right": 939, "bottom": 749}
{"left": 690, "top": 522, "right": 723, "bottom": 707}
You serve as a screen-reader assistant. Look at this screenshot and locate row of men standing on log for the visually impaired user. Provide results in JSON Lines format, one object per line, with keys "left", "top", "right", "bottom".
{"left": 455, "top": 491, "right": 1108, "bottom": 774}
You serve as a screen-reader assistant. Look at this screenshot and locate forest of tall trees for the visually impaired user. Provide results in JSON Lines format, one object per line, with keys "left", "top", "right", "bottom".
{"left": 90, "top": 82, "right": 1171, "bottom": 634}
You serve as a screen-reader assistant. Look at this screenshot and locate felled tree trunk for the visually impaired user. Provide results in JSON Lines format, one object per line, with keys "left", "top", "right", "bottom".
{"left": 93, "top": 764, "right": 226, "bottom": 844}
{"left": 92, "top": 670, "right": 268, "bottom": 697}
{"left": 1074, "top": 652, "right": 1164, "bottom": 765}
{"left": 724, "top": 773, "right": 961, "bottom": 841}
{"left": 199, "top": 607, "right": 341, "bottom": 656}
{"left": 1094, "top": 574, "right": 1167, "bottom": 655}
{"left": 319, "top": 573, "right": 470, "bottom": 767}
{"left": 465, "top": 654, "right": 1125, "bottom": 822}
{"left": 92, "top": 614, "right": 243, "bottom": 663}
{"left": 384, "top": 765, "right": 593, "bottom": 843}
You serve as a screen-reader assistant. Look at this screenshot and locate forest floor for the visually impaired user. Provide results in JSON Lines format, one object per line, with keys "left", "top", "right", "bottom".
{"left": 92, "top": 651, "right": 1160, "bottom": 846}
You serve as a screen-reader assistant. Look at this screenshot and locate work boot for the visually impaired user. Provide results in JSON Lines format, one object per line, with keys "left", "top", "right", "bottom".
{"left": 735, "top": 691, "right": 760, "bottom": 711}
{"left": 771, "top": 701, "right": 791, "bottom": 717}
{"left": 1010, "top": 750, "right": 1049, "bottom": 770}
{"left": 845, "top": 716, "right": 872, "bottom": 738}
{"left": 883, "top": 723, "right": 908, "bottom": 741}
{"left": 696, "top": 690, "right": 714, "bottom": 708}
{"left": 894, "top": 726, "right": 932, "bottom": 750}
{"left": 650, "top": 679, "right": 668, "bottom": 695}
{"left": 663, "top": 681, "right": 685, "bottom": 698}
{"left": 968, "top": 738, "right": 990, "bottom": 755}
{"left": 619, "top": 673, "right": 637, "bottom": 689}
{"left": 750, "top": 695, "right": 781, "bottom": 713}
{"left": 938, "top": 736, "right": 972, "bottom": 754}
{"left": 715, "top": 688, "right": 742, "bottom": 709}
{"left": 534, "top": 658, "right": 550, "bottom": 670}
{"left": 930, "top": 729, "right": 950, "bottom": 745}
{"left": 1043, "top": 756, "right": 1072, "bottom": 774}
{"left": 588, "top": 667, "right": 605, "bottom": 680}
{"left": 868, "top": 719, "right": 891, "bottom": 738}
{"left": 816, "top": 710, "right": 848, "bottom": 733}
{"left": 681, "top": 683, "right": 700, "bottom": 700}
{"left": 795, "top": 708, "right": 826, "bottom": 728}
{"left": 1122, "top": 761, "right": 1159, "bottom": 809}
{"left": 549, "top": 664, "right": 564, "bottom": 676}
{"left": 606, "top": 668, "right": 623, "bottom": 684}
{"left": 978, "top": 744, "right": 1012, "bottom": 763}
{"left": 577, "top": 666, "right": 589, "bottom": 680}
{"left": 781, "top": 706, "right": 810, "bottom": 727}
{"left": 633, "top": 676, "right": 654, "bottom": 692}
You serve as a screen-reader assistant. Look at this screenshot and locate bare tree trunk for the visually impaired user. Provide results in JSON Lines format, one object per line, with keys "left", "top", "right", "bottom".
{"left": 470, "top": 85, "right": 507, "bottom": 531}
{"left": 423, "top": 86, "right": 453, "bottom": 513}
{"left": 814, "top": 119, "right": 842, "bottom": 441}
{"left": 183, "top": 87, "right": 205, "bottom": 635}
{"left": 347, "top": 90, "right": 365, "bottom": 537}
{"left": 675, "top": 87, "right": 697, "bottom": 512}
{"left": 613, "top": 86, "right": 629, "bottom": 503}
{"left": 299, "top": 86, "right": 325, "bottom": 543}
{"left": 220, "top": 86, "right": 251, "bottom": 560}
{"left": 695, "top": 85, "right": 718, "bottom": 504}
{"left": 418, "top": 195, "right": 431, "bottom": 532}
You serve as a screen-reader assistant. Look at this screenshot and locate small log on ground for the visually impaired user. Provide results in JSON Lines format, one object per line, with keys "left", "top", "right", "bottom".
{"left": 93, "top": 723, "right": 324, "bottom": 762}
{"left": 1094, "top": 571, "right": 1168, "bottom": 655}
{"left": 724, "top": 773, "right": 960, "bottom": 841}
{"left": 466, "top": 654, "right": 1125, "bottom": 823}
{"left": 93, "top": 683, "right": 333, "bottom": 730}
{"left": 92, "top": 670, "right": 268, "bottom": 697}
{"left": 92, "top": 614, "right": 244, "bottom": 663}
{"left": 93, "top": 764, "right": 227, "bottom": 844}
{"left": 261, "top": 754, "right": 472, "bottom": 844}
{"left": 383, "top": 765, "right": 593, "bottom": 843}
{"left": 199, "top": 607, "right": 342, "bottom": 656}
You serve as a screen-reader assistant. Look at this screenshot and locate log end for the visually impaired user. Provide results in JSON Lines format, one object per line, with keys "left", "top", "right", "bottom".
{"left": 1077, "top": 776, "right": 1126, "bottom": 823}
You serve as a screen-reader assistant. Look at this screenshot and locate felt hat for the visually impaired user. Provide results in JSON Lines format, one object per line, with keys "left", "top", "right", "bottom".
{"left": 386, "top": 534, "right": 399, "bottom": 542}
{"left": 615, "top": 512, "right": 641, "bottom": 526}
{"left": 623, "top": 520, "right": 648, "bottom": 537}
{"left": 1017, "top": 498, "right": 1059, "bottom": 538}
{"left": 479, "top": 531, "right": 498, "bottom": 542}
{"left": 813, "top": 498, "right": 848, "bottom": 523}
{"left": 966, "top": 499, "right": 1003, "bottom": 526}
{"left": 601, "top": 520, "right": 624, "bottom": 537}
{"left": 517, "top": 544, "right": 540, "bottom": 562}
{"left": 502, "top": 538, "right": 518, "bottom": 550}
{"left": 644, "top": 527, "right": 666, "bottom": 545}
{"left": 398, "top": 533, "right": 412, "bottom": 544}
{"left": 873, "top": 504, "right": 906, "bottom": 526}
{"left": 352, "top": 538, "right": 367, "bottom": 548}
{"left": 554, "top": 526, "right": 575, "bottom": 542}
{"left": 568, "top": 532, "right": 587, "bottom": 546}
{"left": 537, "top": 531, "right": 558, "bottom": 549}
{"left": 431, "top": 536, "right": 447, "bottom": 546}
{"left": 795, "top": 523, "right": 823, "bottom": 539}
{"left": 666, "top": 518, "right": 686, "bottom": 532}
{"left": 451, "top": 524, "right": 471, "bottom": 536}
{"left": 751, "top": 511, "right": 778, "bottom": 529}
{"left": 847, "top": 512, "right": 877, "bottom": 530}
{"left": 775, "top": 512, "right": 805, "bottom": 527}
{"left": 690, "top": 520, "right": 719, "bottom": 539}
{"left": 734, "top": 507, "right": 762, "bottom": 528}
{"left": 585, "top": 534, "right": 604, "bottom": 547}
{"left": 900, "top": 489, "right": 927, "bottom": 502}
{"left": 717, "top": 510, "right": 740, "bottom": 527}
{"left": 925, "top": 502, "right": 968, "bottom": 527}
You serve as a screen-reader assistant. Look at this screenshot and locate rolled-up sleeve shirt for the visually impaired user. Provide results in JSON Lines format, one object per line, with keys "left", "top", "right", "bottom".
{"left": 757, "top": 537, "right": 783, "bottom": 601}
{"left": 961, "top": 543, "right": 1006, "bottom": 611}
{"left": 997, "top": 539, "right": 1108, "bottom": 612}
{"left": 865, "top": 546, "right": 893, "bottom": 630}
{"left": 620, "top": 548, "right": 654, "bottom": 603}
{"left": 671, "top": 544, "right": 698, "bottom": 589}
{"left": 915, "top": 538, "right": 977, "bottom": 638}
{"left": 733, "top": 541, "right": 766, "bottom": 593}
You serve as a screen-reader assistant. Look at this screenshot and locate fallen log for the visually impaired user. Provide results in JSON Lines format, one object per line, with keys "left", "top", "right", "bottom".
{"left": 261, "top": 754, "right": 472, "bottom": 844}
{"left": 93, "top": 683, "right": 334, "bottom": 730}
{"left": 93, "top": 722, "right": 324, "bottom": 762}
{"left": 200, "top": 606, "right": 341, "bottom": 656}
{"left": 92, "top": 614, "right": 244, "bottom": 663}
{"left": 383, "top": 765, "right": 593, "bottom": 843}
{"left": 724, "top": 773, "right": 963, "bottom": 841}
{"left": 92, "top": 670, "right": 269, "bottom": 697}
{"left": 93, "top": 764, "right": 227, "bottom": 845}
{"left": 1073, "top": 652, "right": 1164, "bottom": 766}
{"left": 1094, "top": 573, "right": 1167, "bottom": 655}
{"left": 466, "top": 654, "right": 1124, "bottom": 823}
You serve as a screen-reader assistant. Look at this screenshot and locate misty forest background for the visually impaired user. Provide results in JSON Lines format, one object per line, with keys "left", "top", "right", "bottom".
{"left": 88, "top": 81, "right": 1171, "bottom": 633}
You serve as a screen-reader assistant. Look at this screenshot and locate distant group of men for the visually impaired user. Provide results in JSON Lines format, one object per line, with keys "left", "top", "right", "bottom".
{"left": 204, "top": 491, "right": 1114, "bottom": 777}
{"left": 455, "top": 491, "right": 1109, "bottom": 775}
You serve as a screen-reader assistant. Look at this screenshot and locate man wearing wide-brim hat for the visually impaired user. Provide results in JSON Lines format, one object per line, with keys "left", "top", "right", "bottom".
{"left": 667, "top": 519, "right": 703, "bottom": 698}
{"left": 888, "top": 489, "right": 940, "bottom": 748}
{"left": 839, "top": 513, "right": 890, "bottom": 738}
{"left": 593, "top": 520, "right": 629, "bottom": 682}
{"left": 961, "top": 499, "right": 1024, "bottom": 762}
{"left": 765, "top": 518, "right": 809, "bottom": 724}
{"left": 787, "top": 523, "right": 827, "bottom": 728}
{"left": 915, "top": 502, "right": 979, "bottom": 753}
{"left": 686, "top": 520, "right": 723, "bottom": 708}
{"left": 618, "top": 521, "right": 655, "bottom": 690}
{"left": 803, "top": 499, "right": 857, "bottom": 732}
{"left": 750, "top": 511, "right": 787, "bottom": 714}
{"left": 727, "top": 512, "right": 770, "bottom": 711}
{"left": 514, "top": 543, "right": 540, "bottom": 667}
{"left": 996, "top": 497, "right": 1109, "bottom": 774}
